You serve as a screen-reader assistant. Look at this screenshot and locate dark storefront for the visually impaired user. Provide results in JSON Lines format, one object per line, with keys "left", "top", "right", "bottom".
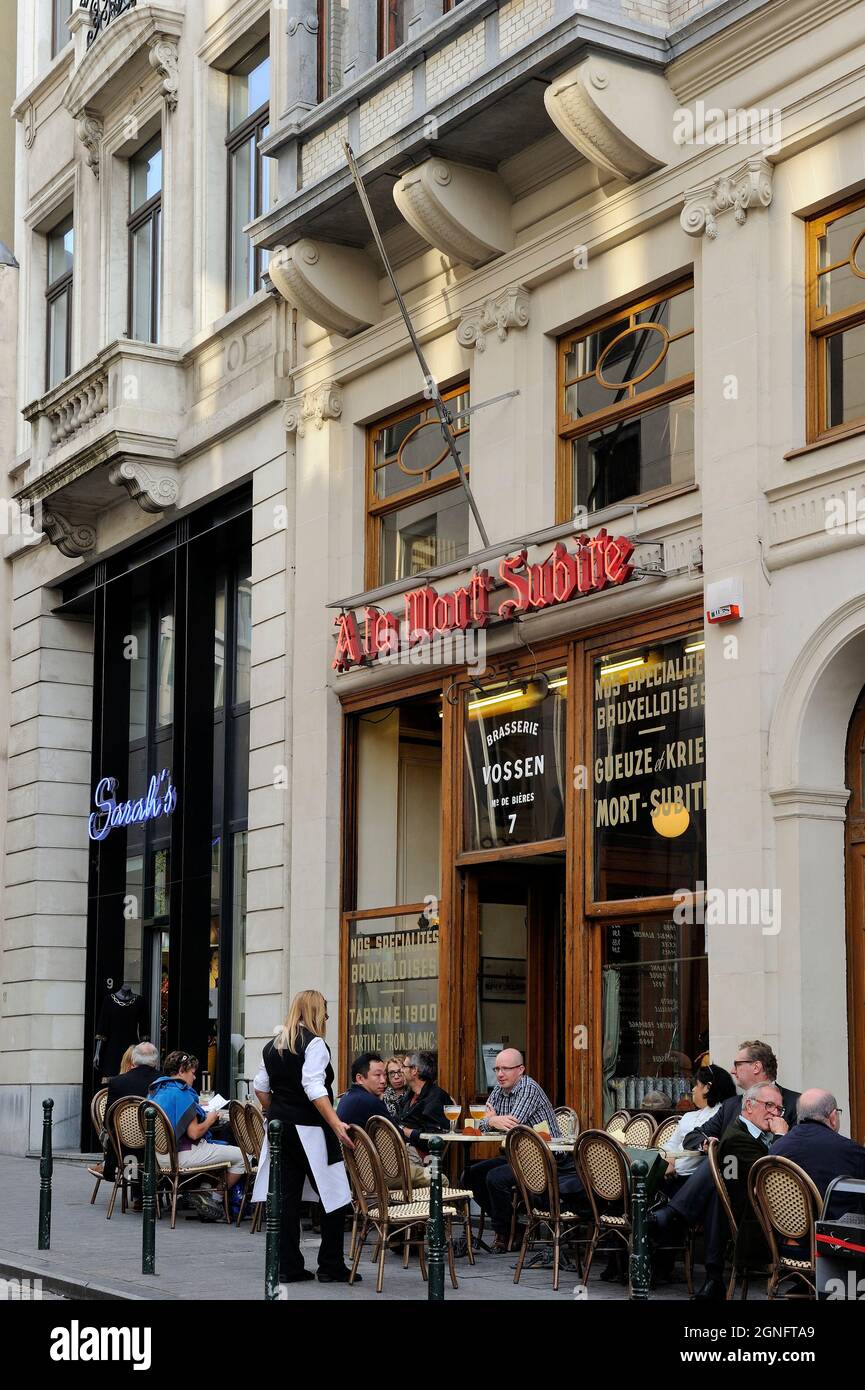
{"left": 59, "top": 490, "right": 252, "bottom": 1146}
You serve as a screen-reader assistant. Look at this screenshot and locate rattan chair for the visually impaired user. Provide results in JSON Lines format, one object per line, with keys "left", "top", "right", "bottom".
{"left": 622, "top": 1113, "right": 659, "bottom": 1147}
{"left": 507, "top": 1126, "right": 587, "bottom": 1291}
{"left": 138, "top": 1099, "right": 232, "bottom": 1229}
{"left": 604, "top": 1109, "right": 630, "bottom": 1137}
{"left": 87, "top": 1087, "right": 109, "bottom": 1203}
{"left": 342, "top": 1124, "right": 459, "bottom": 1294}
{"left": 575, "top": 1129, "right": 632, "bottom": 1281}
{"left": 706, "top": 1136, "right": 769, "bottom": 1299}
{"left": 104, "top": 1096, "right": 148, "bottom": 1219}
{"left": 653, "top": 1115, "right": 681, "bottom": 1150}
{"left": 366, "top": 1114, "right": 475, "bottom": 1265}
{"left": 245, "top": 1103, "right": 266, "bottom": 1234}
{"left": 748, "top": 1155, "right": 821, "bottom": 1300}
{"left": 554, "top": 1106, "right": 580, "bottom": 1141}
{"left": 228, "top": 1099, "right": 258, "bottom": 1227}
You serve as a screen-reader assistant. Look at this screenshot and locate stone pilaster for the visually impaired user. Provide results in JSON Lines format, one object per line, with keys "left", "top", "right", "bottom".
{"left": 283, "top": 0, "right": 320, "bottom": 124}
{"left": 343, "top": 0, "right": 378, "bottom": 87}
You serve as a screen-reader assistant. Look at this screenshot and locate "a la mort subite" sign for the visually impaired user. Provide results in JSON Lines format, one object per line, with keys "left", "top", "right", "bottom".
{"left": 333, "top": 528, "right": 635, "bottom": 672}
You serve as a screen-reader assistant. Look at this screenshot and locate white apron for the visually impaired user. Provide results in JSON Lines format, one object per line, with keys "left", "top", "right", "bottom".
{"left": 251, "top": 1123, "right": 351, "bottom": 1213}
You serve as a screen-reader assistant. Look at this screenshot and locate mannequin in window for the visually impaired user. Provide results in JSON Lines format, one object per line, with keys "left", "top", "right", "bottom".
{"left": 94, "top": 984, "right": 149, "bottom": 1083}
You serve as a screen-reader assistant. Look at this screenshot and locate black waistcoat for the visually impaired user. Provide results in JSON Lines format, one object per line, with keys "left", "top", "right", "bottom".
{"left": 262, "top": 1028, "right": 334, "bottom": 1131}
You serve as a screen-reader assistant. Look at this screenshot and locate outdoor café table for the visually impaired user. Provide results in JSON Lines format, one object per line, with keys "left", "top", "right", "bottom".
{"left": 420, "top": 1131, "right": 505, "bottom": 1250}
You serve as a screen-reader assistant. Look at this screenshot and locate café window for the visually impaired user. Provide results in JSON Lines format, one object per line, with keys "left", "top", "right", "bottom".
{"left": 592, "top": 630, "right": 706, "bottom": 903}
{"left": 227, "top": 41, "right": 272, "bottom": 307}
{"left": 46, "top": 216, "right": 74, "bottom": 390}
{"left": 366, "top": 384, "right": 470, "bottom": 587}
{"left": 807, "top": 196, "right": 865, "bottom": 440}
{"left": 463, "top": 669, "right": 567, "bottom": 852}
{"left": 128, "top": 137, "right": 162, "bottom": 343}
{"left": 558, "top": 281, "right": 694, "bottom": 517}
{"left": 344, "top": 691, "right": 442, "bottom": 1061}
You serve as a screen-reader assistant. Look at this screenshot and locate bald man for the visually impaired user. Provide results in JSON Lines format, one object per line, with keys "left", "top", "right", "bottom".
{"left": 771, "top": 1089, "right": 865, "bottom": 1195}
{"left": 462, "top": 1049, "right": 585, "bottom": 1252}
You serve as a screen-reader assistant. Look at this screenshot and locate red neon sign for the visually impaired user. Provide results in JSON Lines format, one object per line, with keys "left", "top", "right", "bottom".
{"left": 333, "top": 528, "right": 634, "bottom": 672}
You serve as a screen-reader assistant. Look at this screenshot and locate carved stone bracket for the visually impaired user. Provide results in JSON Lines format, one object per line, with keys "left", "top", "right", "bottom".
{"left": 77, "top": 113, "right": 103, "bottom": 179}
{"left": 393, "top": 159, "right": 513, "bottom": 268}
{"left": 457, "top": 285, "right": 530, "bottom": 352}
{"left": 287, "top": 14, "right": 319, "bottom": 36}
{"left": 269, "top": 241, "right": 379, "bottom": 337}
{"left": 148, "top": 36, "right": 179, "bottom": 112}
{"left": 108, "top": 460, "right": 179, "bottom": 513}
{"left": 41, "top": 508, "right": 97, "bottom": 558}
{"left": 283, "top": 382, "right": 343, "bottom": 437}
{"left": 681, "top": 156, "right": 774, "bottom": 239}
{"left": 544, "top": 56, "right": 679, "bottom": 182}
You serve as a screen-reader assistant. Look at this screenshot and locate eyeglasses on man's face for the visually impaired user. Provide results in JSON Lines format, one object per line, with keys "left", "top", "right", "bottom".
{"left": 753, "top": 1098, "right": 783, "bottom": 1114}
{"left": 494, "top": 1064, "right": 523, "bottom": 1073}
{"left": 732, "top": 1056, "right": 756, "bottom": 1070}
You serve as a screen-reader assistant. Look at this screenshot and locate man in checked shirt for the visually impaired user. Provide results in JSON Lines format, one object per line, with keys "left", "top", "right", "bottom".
{"left": 462, "top": 1048, "right": 585, "bottom": 1252}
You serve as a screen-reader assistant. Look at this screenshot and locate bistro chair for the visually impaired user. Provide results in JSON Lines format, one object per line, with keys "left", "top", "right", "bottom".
{"left": 366, "top": 1114, "right": 475, "bottom": 1265}
{"left": 507, "top": 1126, "right": 587, "bottom": 1292}
{"left": 138, "top": 1099, "right": 232, "bottom": 1229}
{"left": 653, "top": 1115, "right": 681, "bottom": 1150}
{"left": 228, "top": 1099, "right": 258, "bottom": 1227}
{"left": 554, "top": 1106, "right": 580, "bottom": 1141}
{"left": 622, "top": 1113, "right": 659, "bottom": 1148}
{"left": 575, "top": 1129, "right": 632, "bottom": 1282}
{"left": 104, "top": 1096, "right": 147, "bottom": 1220}
{"left": 604, "top": 1109, "right": 630, "bottom": 1138}
{"left": 87, "top": 1087, "right": 109, "bottom": 1204}
{"left": 706, "top": 1136, "right": 766, "bottom": 1300}
{"left": 341, "top": 1124, "right": 459, "bottom": 1294}
{"left": 748, "top": 1155, "right": 821, "bottom": 1300}
{"left": 244, "top": 1103, "right": 266, "bottom": 1234}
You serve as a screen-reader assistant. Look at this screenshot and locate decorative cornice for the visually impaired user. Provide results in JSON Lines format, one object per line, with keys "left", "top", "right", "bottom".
{"left": 41, "top": 508, "right": 97, "bottom": 558}
{"left": 108, "top": 460, "right": 179, "bottom": 512}
{"left": 148, "top": 35, "right": 179, "bottom": 111}
{"left": 456, "top": 284, "right": 530, "bottom": 352}
{"left": 77, "top": 113, "right": 103, "bottom": 179}
{"left": 681, "top": 155, "right": 774, "bottom": 240}
{"left": 283, "top": 382, "right": 343, "bottom": 437}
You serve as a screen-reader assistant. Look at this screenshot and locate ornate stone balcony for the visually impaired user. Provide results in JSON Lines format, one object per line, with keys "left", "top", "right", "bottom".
{"left": 18, "top": 340, "right": 185, "bottom": 557}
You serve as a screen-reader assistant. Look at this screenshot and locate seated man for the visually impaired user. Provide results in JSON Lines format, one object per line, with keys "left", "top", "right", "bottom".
{"left": 101, "top": 1041, "right": 160, "bottom": 1208}
{"left": 717, "top": 1082, "right": 787, "bottom": 1272}
{"left": 148, "top": 1050, "right": 247, "bottom": 1221}
{"left": 464, "top": 1048, "right": 584, "bottom": 1254}
{"left": 335, "top": 1052, "right": 390, "bottom": 1128}
{"left": 772, "top": 1089, "right": 865, "bottom": 1193}
{"left": 400, "top": 1050, "right": 453, "bottom": 1182}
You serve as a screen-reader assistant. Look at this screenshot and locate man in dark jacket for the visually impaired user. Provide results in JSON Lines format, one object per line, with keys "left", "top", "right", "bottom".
{"left": 400, "top": 1050, "right": 452, "bottom": 1152}
{"left": 718, "top": 1082, "right": 787, "bottom": 1270}
{"left": 101, "top": 1042, "right": 160, "bottom": 1205}
{"left": 772, "top": 1090, "right": 865, "bottom": 1194}
{"left": 335, "top": 1053, "right": 390, "bottom": 1128}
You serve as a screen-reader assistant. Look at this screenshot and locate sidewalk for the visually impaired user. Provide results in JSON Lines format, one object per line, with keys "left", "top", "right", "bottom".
{"left": 0, "top": 1154, "right": 695, "bottom": 1302}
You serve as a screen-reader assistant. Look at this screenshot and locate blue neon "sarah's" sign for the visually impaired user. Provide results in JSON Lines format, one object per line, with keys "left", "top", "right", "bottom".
{"left": 88, "top": 769, "right": 178, "bottom": 842}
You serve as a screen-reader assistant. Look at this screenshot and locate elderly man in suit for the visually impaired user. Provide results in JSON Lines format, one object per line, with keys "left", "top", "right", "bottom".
{"left": 101, "top": 1042, "right": 160, "bottom": 1208}
{"left": 650, "top": 1040, "right": 799, "bottom": 1299}
{"left": 772, "top": 1089, "right": 865, "bottom": 1194}
{"left": 717, "top": 1082, "right": 788, "bottom": 1272}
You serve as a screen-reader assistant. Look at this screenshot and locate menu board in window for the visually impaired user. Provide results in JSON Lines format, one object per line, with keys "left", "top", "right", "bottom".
{"left": 463, "top": 669, "right": 566, "bottom": 850}
{"left": 593, "top": 632, "right": 706, "bottom": 901}
{"left": 347, "top": 914, "right": 439, "bottom": 1058}
{"left": 602, "top": 918, "right": 708, "bottom": 1120}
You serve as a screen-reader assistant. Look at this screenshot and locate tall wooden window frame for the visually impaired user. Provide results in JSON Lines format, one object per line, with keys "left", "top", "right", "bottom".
{"left": 337, "top": 596, "right": 704, "bottom": 1125}
{"left": 365, "top": 382, "right": 470, "bottom": 589}
{"left": 806, "top": 194, "right": 865, "bottom": 444}
{"left": 45, "top": 214, "right": 74, "bottom": 391}
{"left": 378, "top": 0, "right": 412, "bottom": 57}
{"left": 225, "top": 41, "right": 271, "bottom": 309}
{"left": 127, "top": 136, "right": 162, "bottom": 344}
{"left": 556, "top": 279, "right": 695, "bottom": 524}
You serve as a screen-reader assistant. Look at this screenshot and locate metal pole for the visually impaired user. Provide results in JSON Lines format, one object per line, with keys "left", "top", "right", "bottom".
{"left": 265, "top": 1120, "right": 283, "bottom": 1301}
{"left": 142, "top": 1106, "right": 156, "bottom": 1275}
{"left": 426, "top": 1135, "right": 446, "bottom": 1301}
{"left": 38, "top": 1098, "right": 53, "bottom": 1250}
{"left": 629, "top": 1160, "right": 650, "bottom": 1300}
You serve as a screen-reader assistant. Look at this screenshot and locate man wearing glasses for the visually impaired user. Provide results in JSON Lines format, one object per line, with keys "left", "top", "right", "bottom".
{"left": 716, "top": 1082, "right": 787, "bottom": 1272}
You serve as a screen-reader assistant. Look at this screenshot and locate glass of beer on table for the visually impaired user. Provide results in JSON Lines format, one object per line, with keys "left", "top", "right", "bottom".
{"left": 469, "top": 1103, "right": 486, "bottom": 1132}
{"left": 443, "top": 1102, "right": 461, "bottom": 1133}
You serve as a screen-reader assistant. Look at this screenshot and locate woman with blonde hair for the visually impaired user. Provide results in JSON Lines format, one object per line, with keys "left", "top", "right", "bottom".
{"left": 256, "top": 989, "right": 356, "bottom": 1284}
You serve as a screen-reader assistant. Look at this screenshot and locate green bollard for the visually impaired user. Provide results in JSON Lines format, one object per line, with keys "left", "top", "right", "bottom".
{"left": 426, "top": 1135, "right": 445, "bottom": 1302}
{"left": 629, "top": 1159, "right": 650, "bottom": 1300}
{"left": 142, "top": 1106, "right": 157, "bottom": 1275}
{"left": 38, "top": 1098, "right": 53, "bottom": 1251}
{"left": 265, "top": 1119, "right": 283, "bottom": 1301}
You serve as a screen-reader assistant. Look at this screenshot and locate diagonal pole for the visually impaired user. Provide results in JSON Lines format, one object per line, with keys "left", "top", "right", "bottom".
{"left": 342, "top": 139, "right": 490, "bottom": 549}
